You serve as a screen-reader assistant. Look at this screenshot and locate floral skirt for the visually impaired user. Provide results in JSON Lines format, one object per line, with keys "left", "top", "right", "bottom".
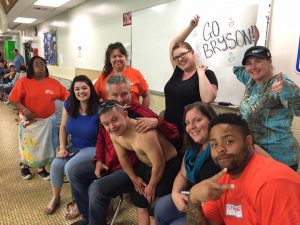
{"left": 18, "top": 114, "right": 58, "bottom": 168}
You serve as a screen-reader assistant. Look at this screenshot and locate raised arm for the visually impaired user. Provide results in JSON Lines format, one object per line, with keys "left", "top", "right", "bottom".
{"left": 169, "top": 15, "right": 200, "bottom": 69}
{"left": 252, "top": 25, "right": 260, "bottom": 46}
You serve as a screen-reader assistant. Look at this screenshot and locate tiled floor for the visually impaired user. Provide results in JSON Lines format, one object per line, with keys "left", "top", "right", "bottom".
{"left": 0, "top": 102, "right": 137, "bottom": 225}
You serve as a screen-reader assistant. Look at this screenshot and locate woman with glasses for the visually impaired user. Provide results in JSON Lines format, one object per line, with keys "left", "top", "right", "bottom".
{"left": 164, "top": 15, "right": 218, "bottom": 154}
{"left": 94, "top": 42, "right": 150, "bottom": 107}
{"left": 8, "top": 56, "right": 69, "bottom": 180}
{"left": 45, "top": 75, "right": 99, "bottom": 216}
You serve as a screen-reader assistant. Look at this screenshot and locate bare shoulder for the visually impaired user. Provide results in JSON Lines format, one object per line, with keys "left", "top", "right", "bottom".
{"left": 135, "top": 130, "right": 160, "bottom": 150}
{"left": 137, "top": 129, "right": 158, "bottom": 140}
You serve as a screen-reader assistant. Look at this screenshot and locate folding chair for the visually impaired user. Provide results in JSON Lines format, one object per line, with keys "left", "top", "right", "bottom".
{"left": 109, "top": 194, "right": 124, "bottom": 225}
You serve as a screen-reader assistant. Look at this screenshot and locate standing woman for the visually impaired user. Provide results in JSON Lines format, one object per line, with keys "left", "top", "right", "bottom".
{"left": 8, "top": 56, "right": 69, "bottom": 179}
{"left": 164, "top": 15, "right": 218, "bottom": 152}
{"left": 234, "top": 45, "right": 300, "bottom": 172}
{"left": 94, "top": 42, "right": 150, "bottom": 107}
{"left": 45, "top": 75, "right": 100, "bottom": 214}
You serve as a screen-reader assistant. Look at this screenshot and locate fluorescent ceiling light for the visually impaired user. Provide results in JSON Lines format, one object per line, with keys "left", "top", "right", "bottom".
{"left": 14, "top": 17, "right": 37, "bottom": 24}
{"left": 34, "top": 0, "right": 71, "bottom": 7}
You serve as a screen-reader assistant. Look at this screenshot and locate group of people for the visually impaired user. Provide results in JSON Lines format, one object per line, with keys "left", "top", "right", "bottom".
{"left": 4, "top": 15, "right": 300, "bottom": 225}
{"left": 0, "top": 49, "right": 25, "bottom": 102}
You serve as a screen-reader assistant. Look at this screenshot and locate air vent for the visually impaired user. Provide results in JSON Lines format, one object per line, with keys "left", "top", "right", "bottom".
{"left": 33, "top": 6, "right": 50, "bottom": 11}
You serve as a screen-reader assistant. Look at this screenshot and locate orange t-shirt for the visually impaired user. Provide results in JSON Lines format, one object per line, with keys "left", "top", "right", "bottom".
{"left": 204, "top": 153, "right": 300, "bottom": 225}
{"left": 94, "top": 67, "right": 148, "bottom": 104}
{"left": 9, "top": 77, "right": 69, "bottom": 118}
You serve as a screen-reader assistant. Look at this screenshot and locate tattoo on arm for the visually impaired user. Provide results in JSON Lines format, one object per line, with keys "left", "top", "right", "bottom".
{"left": 186, "top": 201, "right": 209, "bottom": 225}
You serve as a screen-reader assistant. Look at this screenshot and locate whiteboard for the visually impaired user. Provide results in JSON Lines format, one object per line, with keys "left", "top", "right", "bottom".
{"left": 132, "top": 0, "right": 272, "bottom": 105}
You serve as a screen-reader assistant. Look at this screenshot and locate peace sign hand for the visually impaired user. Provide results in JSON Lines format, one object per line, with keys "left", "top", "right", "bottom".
{"left": 189, "top": 168, "right": 235, "bottom": 204}
{"left": 272, "top": 72, "right": 284, "bottom": 93}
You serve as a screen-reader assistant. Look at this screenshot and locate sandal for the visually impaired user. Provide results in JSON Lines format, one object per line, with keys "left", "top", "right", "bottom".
{"left": 44, "top": 197, "right": 60, "bottom": 215}
{"left": 65, "top": 201, "right": 81, "bottom": 220}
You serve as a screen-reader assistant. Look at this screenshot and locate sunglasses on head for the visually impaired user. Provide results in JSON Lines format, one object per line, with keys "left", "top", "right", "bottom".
{"left": 98, "top": 100, "right": 124, "bottom": 114}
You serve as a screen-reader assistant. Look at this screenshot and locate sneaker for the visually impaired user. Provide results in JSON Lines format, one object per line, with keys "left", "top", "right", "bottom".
{"left": 21, "top": 167, "right": 33, "bottom": 180}
{"left": 37, "top": 168, "right": 50, "bottom": 180}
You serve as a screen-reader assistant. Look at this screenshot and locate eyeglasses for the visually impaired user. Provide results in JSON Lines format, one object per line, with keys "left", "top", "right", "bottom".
{"left": 173, "top": 51, "right": 191, "bottom": 62}
{"left": 98, "top": 100, "right": 124, "bottom": 114}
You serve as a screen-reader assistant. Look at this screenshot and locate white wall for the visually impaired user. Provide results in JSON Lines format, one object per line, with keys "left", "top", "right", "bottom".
{"left": 268, "top": 0, "right": 300, "bottom": 141}
{"left": 269, "top": 0, "right": 300, "bottom": 82}
{"left": 20, "top": 0, "right": 174, "bottom": 71}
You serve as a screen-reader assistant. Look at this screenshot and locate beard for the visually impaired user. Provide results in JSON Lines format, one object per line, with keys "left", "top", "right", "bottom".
{"left": 214, "top": 146, "right": 252, "bottom": 174}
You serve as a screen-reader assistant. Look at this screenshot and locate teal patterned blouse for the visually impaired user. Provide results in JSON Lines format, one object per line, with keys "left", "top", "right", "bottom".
{"left": 233, "top": 66, "right": 300, "bottom": 166}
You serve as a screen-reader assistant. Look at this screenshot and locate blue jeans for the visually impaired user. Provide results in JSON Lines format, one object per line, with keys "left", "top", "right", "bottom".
{"left": 50, "top": 146, "right": 96, "bottom": 188}
{"left": 89, "top": 169, "right": 134, "bottom": 225}
{"left": 67, "top": 160, "right": 96, "bottom": 220}
{"left": 155, "top": 194, "right": 186, "bottom": 225}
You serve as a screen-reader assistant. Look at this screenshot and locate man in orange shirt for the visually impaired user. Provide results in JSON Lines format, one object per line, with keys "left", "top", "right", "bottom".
{"left": 186, "top": 113, "right": 300, "bottom": 225}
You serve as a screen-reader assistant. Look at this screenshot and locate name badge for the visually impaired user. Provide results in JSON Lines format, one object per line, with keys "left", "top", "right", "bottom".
{"left": 225, "top": 204, "right": 243, "bottom": 218}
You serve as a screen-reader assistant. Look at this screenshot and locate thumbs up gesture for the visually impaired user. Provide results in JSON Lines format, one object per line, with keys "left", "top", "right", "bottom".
{"left": 189, "top": 168, "right": 235, "bottom": 204}
{"left": 272, "top": 72, "right": 284, "bottom": 93}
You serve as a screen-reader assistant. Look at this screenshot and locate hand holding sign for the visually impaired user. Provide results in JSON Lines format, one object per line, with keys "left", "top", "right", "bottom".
{"left": 272, "top": 72, "right": 284, "bottom": 93}
{"left": 251, "top": 25, "right": 260, "bottom": 46}
{"left": 197, "top": 65, "right": 208, "bottom": 76}
{"left": 190, "top": 15, "right": 200, "bottom": 28}
{"left": 189, "top": 168, "right": 235, "bottom": 204}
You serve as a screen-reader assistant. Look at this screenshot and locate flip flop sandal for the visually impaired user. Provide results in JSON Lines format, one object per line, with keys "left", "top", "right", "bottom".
{"left": 65, "top": 201, "right": 81, "bottom": 220}
{"left": 44, "top": 198, "right": 60, "bottom": 215}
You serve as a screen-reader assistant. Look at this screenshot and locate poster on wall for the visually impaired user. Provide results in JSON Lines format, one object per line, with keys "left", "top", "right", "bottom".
{"left": 43, "top": 29, "right": 57, "bottom": 65}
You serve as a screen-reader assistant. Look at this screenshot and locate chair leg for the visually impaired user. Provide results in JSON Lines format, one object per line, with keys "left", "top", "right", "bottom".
{"left": 110, "top": 195, "right": 123, "bottom": 225}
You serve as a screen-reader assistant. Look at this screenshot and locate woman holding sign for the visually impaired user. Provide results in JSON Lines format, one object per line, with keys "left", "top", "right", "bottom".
{"left": 164, "top": 15, "right": 218, "bottom": 155}
{"left": 234, "top": 43, "right": 300, "bottom": 173}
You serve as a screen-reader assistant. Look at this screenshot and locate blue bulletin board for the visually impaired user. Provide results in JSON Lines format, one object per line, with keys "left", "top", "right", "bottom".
{"left": 296, "top": 36, "right": 300, "bottom": 74}
{"left": 43, "top": 29, "right": 57, "bottom": 65}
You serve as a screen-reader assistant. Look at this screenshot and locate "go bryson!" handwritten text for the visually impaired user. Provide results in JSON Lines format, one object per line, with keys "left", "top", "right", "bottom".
{"left": 201, "top": 20, "right": 254, "bottom": 58}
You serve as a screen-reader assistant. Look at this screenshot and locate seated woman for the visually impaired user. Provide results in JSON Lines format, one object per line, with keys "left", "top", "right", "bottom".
{"left": 155, "top": 102, "right": 219, "bottom": 225}
{"left": 45, "top": 75, "right": 99, "bottom": 216}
